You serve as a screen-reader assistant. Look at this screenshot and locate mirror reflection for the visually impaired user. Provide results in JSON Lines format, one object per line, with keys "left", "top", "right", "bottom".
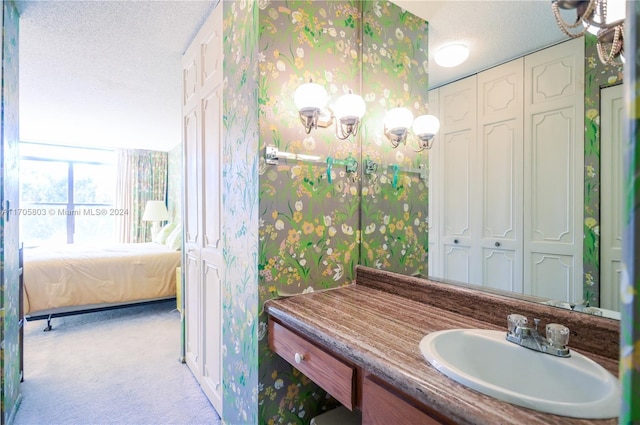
{"left": 362, "top": 2, "right": 624, "bottom": 320}
{"left": 427, "top": 36, "right": 623, "bottom": 320}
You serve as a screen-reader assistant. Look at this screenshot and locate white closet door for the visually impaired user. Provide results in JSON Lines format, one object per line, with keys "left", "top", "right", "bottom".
{"left": 477, "top": 58, "right": 524, "bottom": 293}
{"left": 184, "top": 252, "right": 201, "bottom": 375}
{"left": 523, "top": 37, "right": 584, "bottom": 303}
{"left": 438, "top": 76, "right": 477, "bottom": 284}
{"left": 600, "top": 84, "right": 624, "bottom": 311}
{"left": 428, "top": 88, "right": 441, "bottom": 278}
{"left": 199, "top": 6, "right": 224, "bottom": 411}
{"left": 182, "top": 3, "right": 224, "bottom": 415}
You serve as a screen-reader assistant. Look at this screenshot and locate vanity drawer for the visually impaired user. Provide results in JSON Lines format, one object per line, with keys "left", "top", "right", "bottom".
{"left": 268, "top": 319, "right": 355, "bottom": 410}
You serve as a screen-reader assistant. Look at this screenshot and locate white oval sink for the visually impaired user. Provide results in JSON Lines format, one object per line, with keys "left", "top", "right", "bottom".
{"left": 419, "top": 329, "right": 619, "bottom": 419}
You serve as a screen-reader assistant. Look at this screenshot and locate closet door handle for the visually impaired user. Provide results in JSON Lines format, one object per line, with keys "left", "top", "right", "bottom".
{"left": 453, "top": 239, "right": 459, "bottom": 244}
{"left": 495, "top": 242, "right": 501, "bottom": 247}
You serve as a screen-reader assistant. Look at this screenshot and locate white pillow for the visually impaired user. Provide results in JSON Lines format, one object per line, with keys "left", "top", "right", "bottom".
{"left": 165, "top": 224, "right": 182, "bottom": 251}
{"left": 153, "top": 222, "right": 176, "bottom": 244}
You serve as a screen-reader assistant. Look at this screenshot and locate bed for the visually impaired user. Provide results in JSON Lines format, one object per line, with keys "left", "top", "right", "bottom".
{"left": 23, "top": 242, "right": 181, "bottom": 330}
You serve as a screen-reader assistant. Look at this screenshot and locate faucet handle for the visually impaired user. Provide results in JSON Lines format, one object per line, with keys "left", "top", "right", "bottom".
{"left": 507, "top": 314, "right": 528, "bottom": 334}
{"left": 546, "top": 323, "right": 570, "bottom": 348}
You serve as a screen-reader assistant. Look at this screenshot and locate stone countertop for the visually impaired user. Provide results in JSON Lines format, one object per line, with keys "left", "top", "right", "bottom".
{"left": 265, "top": 284, "right": 618, "bottom": 425}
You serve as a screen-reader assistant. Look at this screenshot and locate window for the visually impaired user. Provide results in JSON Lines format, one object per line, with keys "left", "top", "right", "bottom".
{"left": 19, "top": 142, "right": 117, "bottom": 246}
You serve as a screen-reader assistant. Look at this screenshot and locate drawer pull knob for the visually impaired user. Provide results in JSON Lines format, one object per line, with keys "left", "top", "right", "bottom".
{"left": 294, "top": 352, "right": 305, "bottom": 364}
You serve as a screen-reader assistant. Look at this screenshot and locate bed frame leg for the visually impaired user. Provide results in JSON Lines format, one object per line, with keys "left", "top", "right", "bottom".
{"left": 43, "top": 315, "right": 53, "bottom": 332}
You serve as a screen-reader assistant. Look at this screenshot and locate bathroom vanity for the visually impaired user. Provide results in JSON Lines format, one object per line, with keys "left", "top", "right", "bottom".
{"left": 265, "top": 266, "right": 619, "bottom": 425}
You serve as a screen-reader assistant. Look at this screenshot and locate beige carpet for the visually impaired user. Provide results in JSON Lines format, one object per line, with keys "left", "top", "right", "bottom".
{"left": 14, "top": 300, "right": 221, "bottom": 425}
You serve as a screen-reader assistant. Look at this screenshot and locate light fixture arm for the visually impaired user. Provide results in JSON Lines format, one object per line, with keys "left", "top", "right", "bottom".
{"left": 385, "top": 127, "right": 408, "bottom": 148}
{"left": 335, "top": 117, "right": 361, "bottom": 140}
{"left": 551, "top": 0, "right": 624, "bottom": 65}
{"left": 299, "top": 107, "right": 321, "bottom": 134}
{"left": 412, "top": 134, "right": 435, "bottom": 153}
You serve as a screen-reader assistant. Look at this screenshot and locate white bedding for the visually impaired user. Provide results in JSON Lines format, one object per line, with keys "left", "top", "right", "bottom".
{"left": 23, "top": 243, "right": 181, "bottom": 316}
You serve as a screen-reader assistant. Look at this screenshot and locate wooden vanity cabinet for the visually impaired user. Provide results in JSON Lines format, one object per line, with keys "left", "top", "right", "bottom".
{"left": 363, "top": 376, "right": 450, "bottom": 425}
{"left": 268, "top": 319, "right": 358, "bottom": 410}
{"left": 268, "top": 318, "right": 450, "bottom": 424}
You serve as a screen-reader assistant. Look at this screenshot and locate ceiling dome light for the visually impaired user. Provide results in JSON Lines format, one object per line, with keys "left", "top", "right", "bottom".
{"left": 434, "top": 44, "right": 470, "bottom": 68}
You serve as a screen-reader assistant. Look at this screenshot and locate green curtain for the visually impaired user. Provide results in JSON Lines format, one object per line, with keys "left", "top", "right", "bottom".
{"left": 116, "top": 149, "right": 168, "bottom": 243}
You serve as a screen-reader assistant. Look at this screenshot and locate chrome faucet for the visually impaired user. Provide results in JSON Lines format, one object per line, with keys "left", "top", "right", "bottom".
{"left": 505, "top": 314, "right": 571, "bottom": 358}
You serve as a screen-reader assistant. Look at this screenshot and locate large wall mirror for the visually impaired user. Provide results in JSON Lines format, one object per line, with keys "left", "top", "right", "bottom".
{"left": 362, "top": 1, "right": 625, "bottom": 320}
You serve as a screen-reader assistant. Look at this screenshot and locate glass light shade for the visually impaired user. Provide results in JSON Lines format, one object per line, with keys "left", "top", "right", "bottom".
{"left": 294, "top": 82, "right": 328, "bottom": 111}
{"left": 142, "top": 200, "right": 169, "bottom": 221}
{"left": 434, "top": 44, "right": 470, "bottom": 68}
{"left": 384, "top": 107, "right": 414, "bottom": 132}
{"left": 333, "top": 93, "right": 366, "bottom": 120}
{"left": 587, "top": 0, "right": 625, "bottom": 35}
{"left": 412, "top": 114, "right": 441, "bottom": 137}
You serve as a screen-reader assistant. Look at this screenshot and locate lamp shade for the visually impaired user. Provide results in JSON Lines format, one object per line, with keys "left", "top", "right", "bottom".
{"left": 333, "top": 93, "right": 366, "bottom": 120}
{"left": 142, "top": 200, "right": 169, "bottom": 222}
{"left": 384, "top": 107, "right": 414, "bottom": 132}
{"left": 412, "top": 114, "right": 441, "bottom": 137}
{"left": 293, "top": 81, "right": 328, "bottom": 111}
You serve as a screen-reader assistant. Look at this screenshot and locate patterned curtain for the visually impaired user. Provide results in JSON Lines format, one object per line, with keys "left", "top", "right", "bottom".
{"left": 115, "top": 149, "right": 168, "bottom": 243}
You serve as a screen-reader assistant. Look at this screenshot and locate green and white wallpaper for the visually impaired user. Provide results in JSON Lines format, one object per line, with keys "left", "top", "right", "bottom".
{"left": 620, "top": 1, "right": 640, "bottom": 421}
{"left": 583, "top": 33, "right": 624, "bottom": 307}
{"left": 1, "top": 1, "right": 21, "bottom": 422}
{"left": 257, "top": 2, "right": 362, "bottom": 422}
{"left": 222, "top": 1, "right": 260, "bottom": 424}
{"left": 218, "top": 0, "right": 430, "bottom": 423}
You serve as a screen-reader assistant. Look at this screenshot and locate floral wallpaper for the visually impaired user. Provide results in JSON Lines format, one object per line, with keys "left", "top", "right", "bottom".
{"left": 620, "top": 2, "right": 640, "bottom": 421}
{"left": 222, "top": 1, "right": 260, "bottom": 424}
{"left": 250, "top": 1, "right": 430, "bottom": 423}
{"left": 359, "top": 1, "right": 429, "bottom": 277}
{"left": 1, "top": 1, "right": 22, "bottom": 422}
{"left": 257, "top": 1, "right": 361, "bottom": 423}
{"left": 582, "top": 33, "right": 623, "bottom": 307}
{"left": 167, "top": 144, "right": 182, "bottom": 224}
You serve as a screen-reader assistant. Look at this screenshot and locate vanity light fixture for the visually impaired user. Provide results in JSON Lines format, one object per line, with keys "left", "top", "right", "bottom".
{"left": 332, "top": 90, "right": 367, "bottom": 140}
{"left": 384, "top": 106, "right": 414, "bottom": 147}
{"left": 294, "top": 79, "right": 329, "bottom": 134}
{"left": 294, "top": 80, "right": 366, "bottom": 139}
{"left": 384, "top": 106, "right": 440, "bottom": 152}
{"left": 551, "top": 0, "right": 624, "bottom": 64}
{"left": 412, "top": 113, "right": 441, "bottom": 151}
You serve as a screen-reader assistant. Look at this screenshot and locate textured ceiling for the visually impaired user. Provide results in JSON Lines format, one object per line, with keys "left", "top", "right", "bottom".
{"left": 16, "top": 1, "right": 569, "bottom": 151}
{"left": 393, "top": 0, "right": 568, "bottom": 88}
{"left": 17, "top": 0, "right": 216, "bottom": 151}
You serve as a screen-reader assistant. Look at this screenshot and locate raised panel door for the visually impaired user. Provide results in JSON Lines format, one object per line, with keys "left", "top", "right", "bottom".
{"left": 600, "top": 84, "right": 624, "bottom": 310}
{"left": 184, "top": 252, "right": 201, "bottom": 376}
{"left": 524, "top": 37, "right": 584, "bottom": 303}
{"left": 202, "top": 86, "right": 222, "bottom": 251}
{"left": 477, "top": 58, "right": 523, "bottom": 292}
{"left": 201, "top": 260, "right": 223, "bottom": 413}
{"left": 438, "top": 76, "right": 477, "bottom": 284}
{"left": 181, "top": 4, "right": 224, "bottom": 417}
{"left": 428, "top": 88, "right": 440, "bottom": 277}
{"left": 184, "top": 107, "right": 200, "bottom": 246}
